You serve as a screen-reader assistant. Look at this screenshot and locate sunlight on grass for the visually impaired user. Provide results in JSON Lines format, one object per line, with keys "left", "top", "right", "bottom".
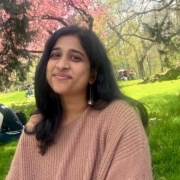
{"left": 0, "top": 141, "right": 18, "bottom": 180}
{"left": 119, "top": 79, "right": 180, "bottom": 100}
{"left": 0, "top": 91, "right": 35, "bottom": 106}
{"left": 0, "top": 91, "right": 36, "bottom": 118}
{"left": 149, "top": 117, "right": 180, "bottom": 180}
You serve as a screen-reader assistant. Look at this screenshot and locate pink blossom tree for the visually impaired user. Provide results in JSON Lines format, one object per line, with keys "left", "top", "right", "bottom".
{"left": 0, "top": 0, "right": 108, "bottom": 90}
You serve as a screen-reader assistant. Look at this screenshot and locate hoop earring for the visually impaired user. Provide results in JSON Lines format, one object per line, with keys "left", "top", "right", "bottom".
{"left": 88, "top": 85, "right": 93, "bottom": 105}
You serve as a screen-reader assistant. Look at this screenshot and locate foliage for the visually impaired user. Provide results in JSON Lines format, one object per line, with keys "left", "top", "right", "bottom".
{"left": 0, "top": 0, "right": 107, "bottom": 91}
{"left": 142, "top": 19, "right": 180, "bottom": 68}
{"left": 26, "top": 0, "right": 106, "bottom": 51}
{"left": 106, "top": 0, "right": 180, "bottom": 78}
{"left": 0, "top": 0, "right": 36, "bottom": 91}
{"left": 1, "top": 0, "right": 180, "bottom": 90}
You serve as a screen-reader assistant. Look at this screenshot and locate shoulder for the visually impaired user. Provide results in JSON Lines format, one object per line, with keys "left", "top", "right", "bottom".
{"left": 99, "top": 100, "right": 146, "bottom": 140}
{"left": 91, "top": 100, "right": 142, "bottom": 128}
{"left": 102, "top": 100, "right": 141, "bottom": 125}
{"left": 25, "top": 113, "right": 42, "bottom": 130}
{"left": 100, "top": 100, "right": 150, "bottom": 156}
{"left": 0, "top": 104, "right": 13, "bottom": 114}
{"left": 105, "top": 100, "right": 134, "bottom": 111}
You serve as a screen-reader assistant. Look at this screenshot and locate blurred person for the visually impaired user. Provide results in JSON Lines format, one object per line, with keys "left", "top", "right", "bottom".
{"left": 0, "top": 104, "right": 25, "bottom": 143}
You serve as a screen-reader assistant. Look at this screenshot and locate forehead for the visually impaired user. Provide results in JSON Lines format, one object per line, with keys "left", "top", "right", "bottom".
{"left": 53, "top": 35, "right": 82, "bottom": 49}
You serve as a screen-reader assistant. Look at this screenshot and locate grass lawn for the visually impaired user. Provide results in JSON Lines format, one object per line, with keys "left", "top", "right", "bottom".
{"left": 0, "top": 80, "right": 180, "bottom": 180}
{"left": 0, "top": 91, "right": 36, "bottom": 180}
{"left": 119, "top": 79, "right": 180, "bottom": 180}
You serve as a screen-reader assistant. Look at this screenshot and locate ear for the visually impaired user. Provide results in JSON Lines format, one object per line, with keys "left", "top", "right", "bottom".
{"left": 89, "top": 69, "right": 97, "bottom": 84}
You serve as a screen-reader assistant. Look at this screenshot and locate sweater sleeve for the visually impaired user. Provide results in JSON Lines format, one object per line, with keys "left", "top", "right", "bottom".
{"left": 5, "top": 114, "right": 39, "bottom": 180}
{"left": 103, "top": 101, "right": 153, "bottom": 180}
{"left": 5, "top": 132, "right": 23, "bottom": 180}
{"left": 105, "top": 147, "right": 153, "bottom": 180}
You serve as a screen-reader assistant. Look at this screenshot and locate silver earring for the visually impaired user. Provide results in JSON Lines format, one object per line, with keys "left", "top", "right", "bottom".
{"left": 88, "top": 85, "right": 93, "bottom": 105}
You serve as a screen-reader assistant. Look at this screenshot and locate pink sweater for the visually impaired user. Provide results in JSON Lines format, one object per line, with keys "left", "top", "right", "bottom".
{"left": 6, "top": 100, "right": 153, "bottom": 180}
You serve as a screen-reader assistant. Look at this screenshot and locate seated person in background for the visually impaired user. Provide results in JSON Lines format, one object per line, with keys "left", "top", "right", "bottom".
{"left": 0, "top": 104, "right": 26, "bottom": 143}
{"left": 129, "top": 70, "right": 134, "bottom": 80}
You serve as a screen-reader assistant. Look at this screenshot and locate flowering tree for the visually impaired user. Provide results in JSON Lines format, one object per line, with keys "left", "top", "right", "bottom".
{"left": 0, "top": 0, "right": 107, "bottom": 90}
{"left": 27, "top": 0, "right": 107, "bottom": 51}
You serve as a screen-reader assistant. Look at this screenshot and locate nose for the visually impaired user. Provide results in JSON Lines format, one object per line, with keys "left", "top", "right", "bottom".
{"left": 55, "top": 56, "right": 70, "bottom": 70}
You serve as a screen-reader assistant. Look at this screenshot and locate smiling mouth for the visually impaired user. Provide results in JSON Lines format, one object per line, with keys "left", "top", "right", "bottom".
{"left": 54, "top": 74, "right": 71, "bottom": 80}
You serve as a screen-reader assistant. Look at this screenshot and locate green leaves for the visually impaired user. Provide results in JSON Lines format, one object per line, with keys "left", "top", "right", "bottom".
{"left": 0, "top": 0, "right": 35, "bottom": 90}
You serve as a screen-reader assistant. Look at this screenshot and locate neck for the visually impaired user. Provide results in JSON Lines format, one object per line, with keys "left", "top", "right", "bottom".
{"left": 60, "top": 95, "right": 88, "bottom": 125}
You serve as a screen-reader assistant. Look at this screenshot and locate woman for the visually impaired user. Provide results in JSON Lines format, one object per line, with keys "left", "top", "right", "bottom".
{"left": 6, "top": 25, "right": 153, "bottom": 180}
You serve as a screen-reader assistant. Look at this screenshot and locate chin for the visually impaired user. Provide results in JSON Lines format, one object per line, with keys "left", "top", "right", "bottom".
{"left": 52, "top": 88, "right": 70, "bottom": 96}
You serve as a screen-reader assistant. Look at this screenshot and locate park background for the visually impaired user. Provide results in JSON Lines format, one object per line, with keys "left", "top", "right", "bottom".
{"left": 0, "top": 0, "right": 180, "bottom": 180}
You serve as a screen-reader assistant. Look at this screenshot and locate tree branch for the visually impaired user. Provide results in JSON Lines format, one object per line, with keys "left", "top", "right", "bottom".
{"left": 41, "top": 15, "right": 69, "bottom": 27}
{"left": 113, "top": 0, "right": 175, "bottom": 28}
{"left": 68, "top": 0, "right": 94, "bottom": 30}
{"left": 28, "top": 50, "right": 43, "bottom": 53}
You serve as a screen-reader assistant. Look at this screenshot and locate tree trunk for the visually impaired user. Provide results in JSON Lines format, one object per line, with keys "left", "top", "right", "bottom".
{"left": 137, "top": 60, "right": 145, "bottom": 79}
{"left": 159, "top": 54, "right": 164, "bottom": 72}
{"left": 146, "top": 53, "right": 152, "bottom": 76}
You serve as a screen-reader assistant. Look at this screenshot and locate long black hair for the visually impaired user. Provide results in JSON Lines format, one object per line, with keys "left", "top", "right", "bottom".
{"left": 24, "top": 25, "right": 149, "bottom": 155}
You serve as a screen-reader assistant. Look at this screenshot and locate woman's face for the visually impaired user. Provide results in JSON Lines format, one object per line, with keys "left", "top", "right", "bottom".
{"left": 46, "top": 35, "right": 92, "bottom": 97}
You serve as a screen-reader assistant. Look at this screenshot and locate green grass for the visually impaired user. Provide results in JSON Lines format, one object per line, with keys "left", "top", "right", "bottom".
{"left": 1, "top": 80, "right": 180, "bottom": 180}
{"left": 0, "top": 90, "right": 36, "bottom": 180}
{"left": 0, "top": 90, "right": 35, "bottom": 119}
{"left": 0, "top": 141, "right": 18, "bottom": 179}
{"left": 119, "top": 79, "right": 180, "bottom": 180}
{"left": 149, "top": 117, "right": 180, "bottom": 180}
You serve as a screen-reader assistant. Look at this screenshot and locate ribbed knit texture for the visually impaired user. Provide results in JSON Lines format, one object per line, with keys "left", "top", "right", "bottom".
{"left": 6, "top": 100, "right": 153, "bottom": 180}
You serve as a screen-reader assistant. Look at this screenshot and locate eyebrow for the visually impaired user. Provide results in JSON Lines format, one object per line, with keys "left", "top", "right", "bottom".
{"left": 51, "top": 47, "right": 85, "bottom": 57}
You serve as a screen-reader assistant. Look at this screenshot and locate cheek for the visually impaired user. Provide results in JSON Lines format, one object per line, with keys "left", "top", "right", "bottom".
{"left": 79, "top": 69, "right": 91, "bottom": 84}
{"left": 46, "top": 62, "right": 52, "bottom": 82}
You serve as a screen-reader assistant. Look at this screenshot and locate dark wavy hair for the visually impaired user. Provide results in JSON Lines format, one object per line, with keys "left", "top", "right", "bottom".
{"left": 24, "top": 25, "right": 149, "bottom": 155}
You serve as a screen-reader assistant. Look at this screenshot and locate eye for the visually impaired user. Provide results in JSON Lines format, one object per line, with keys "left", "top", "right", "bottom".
{"left": 49, "top": 52, "right": 61, "bottom": 59}
{"left": 70, "top": 55, "right": 82, "bottom": 61}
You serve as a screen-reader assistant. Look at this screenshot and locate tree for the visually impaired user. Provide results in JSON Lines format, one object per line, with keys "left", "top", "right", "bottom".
{"left": 0, "top": 0, "right": 36, "bottom": 91}
{"left": 26, "top": 0, "right": 107, "bottom": 51}
{"left": 0, "top": 0, "right": 107, "bottom": 91}
{"left": 105, "top": 0, "right": 180, "bottom": 78}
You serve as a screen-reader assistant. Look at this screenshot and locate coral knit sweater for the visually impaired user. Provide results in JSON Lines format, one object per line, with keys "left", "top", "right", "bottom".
{"left": 6, "top": 100, "right": 153, "bottom": 180}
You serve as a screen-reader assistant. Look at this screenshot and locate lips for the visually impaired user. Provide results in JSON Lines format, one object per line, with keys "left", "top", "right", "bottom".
{"left": 53, "top": 73, "right": 71, "bottom": 80}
